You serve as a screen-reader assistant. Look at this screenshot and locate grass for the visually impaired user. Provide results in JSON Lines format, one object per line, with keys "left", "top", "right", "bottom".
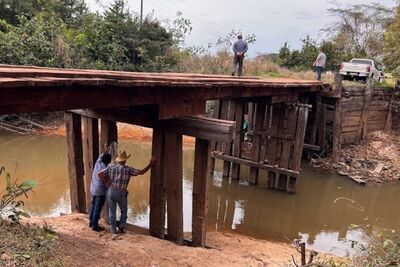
{"left": 0, "top": 220, "right": 63, "bottom": 266}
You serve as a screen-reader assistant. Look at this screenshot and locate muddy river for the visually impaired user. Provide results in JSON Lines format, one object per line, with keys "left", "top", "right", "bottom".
{"left": 1, "top": 134, "right": 399, "bottom": 256}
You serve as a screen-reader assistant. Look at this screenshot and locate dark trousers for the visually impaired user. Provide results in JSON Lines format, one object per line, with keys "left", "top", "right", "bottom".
{"left": 232, "top": 54, "right": 244, "bottom": 76}
{"left": 316, "top": 66, "right": 324, "bottom": 80}
{"left": 89, "top": 195, "right": 106, "bottom": 228}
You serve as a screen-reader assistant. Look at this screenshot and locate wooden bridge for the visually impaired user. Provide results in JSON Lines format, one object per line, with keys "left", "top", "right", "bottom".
{"left": 0, "top": 65, "right": 324, "bottom": 247}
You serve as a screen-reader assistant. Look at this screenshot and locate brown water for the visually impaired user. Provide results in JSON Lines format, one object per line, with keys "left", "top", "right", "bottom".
{"left": 1, "top": 135, "right": 400, "bottom": 256}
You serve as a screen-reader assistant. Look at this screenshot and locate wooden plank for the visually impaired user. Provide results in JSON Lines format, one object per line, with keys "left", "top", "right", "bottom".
{"left": 317, "top": 103, "right": 326, "bottom": 152}
{"left": 280, "top": 105, "right": 298, "bottom": 169}
{"left": 82, "top": 116, "right": 99, "bottom": 214}
{"left": 332, "top": 75, "right": 343, "bottom": 162}
{"left": 65, "top": 112, "right": 86, "bottom": 213}
{"left": 212, "top": 152, "right": 300, "bottom": 177}
{"left": 192, "top": 139, "right": 210, "bottom": 247}
{"left": 222, "top": 100, "right": 236, "bottom": 178}
{"left": 99, "top": 120, "right": 117, "bottom": 223}
{"left": 249, "top": 102, "right": 266, "bottom": 184}
{"left": 270, "top": 93, "right": 298, "bottom": 104}
{"left": 248, "top": 102, "right": 254, "bottom": 132}
{"left": 209, "top": 100, "right": 221, "bottom": 174}
{"left": 357, "top": 79, "right": 373, "bottom": 141}
{"left": 231, "top": 101, "right": 244, "bottom": 180}
{"left": 259, "top": 104, "right": 272, "bottom": 163}
{"left": 385, "top": 85, "right": 398, "bottom": 130}
{"left": 149, "top": 128, "right": 166, "bottom": 239}
{"left": 165, "top": 132, "right": 183, "bottom": 245}
{"left": 159, "top": 101, "right": 206, "bottom": 119}
{"left": 291, "top": 105, "right": 309, "bottom": 171}
{"left": 310, "top": 94, "right": 321, "bottom": 147}
{"left": 267, "top": 104, "right": 283, "bottom": 189}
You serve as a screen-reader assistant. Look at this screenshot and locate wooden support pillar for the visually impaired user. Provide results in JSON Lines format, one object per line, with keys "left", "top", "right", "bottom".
{"left": 267, "top": 104, "right": 283, "bottom": 189}
{"left": 65, "top": 112, "right": 86, "bottom": 213}
{"left": 231, "top": 101, "right": 244, "bottom": 180}
{"left": 149, "top": 128, "right": 166, "bottom": 239}
{"left": 192, "top": 138, "right": 210, "bottom": 247}
{"left": 386, "top": 81, "right": 399, "bottom": 130}
{"left": 222, "top": 100, "right": 236, "bottom": 178}
{"left": 358, "top": 78, "right": 373, "bottom": 141}
{"left": 99, "top": 119, "right": 118, "bottom": 223}
{"left": 82, "top": 116, "right": 99, "bottom": 213}
{"left": 209, "top": 100, "right": 220, "bottom": 174}
{"left": 332, "top": 74, "right": 343, "bottom": 163}
{"left": 248, "top": 102, "right": 254, "bottom": 132}
{"left": 249, "top": 102, "right": 266, "bottom": 184}
{"left": 165, "top": 132, "right": 183, "bottom": 244}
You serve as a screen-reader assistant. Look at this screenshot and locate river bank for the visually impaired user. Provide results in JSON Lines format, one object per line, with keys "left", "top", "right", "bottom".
{"left": 311, "top": 131, "right": 400, "bottom": 184}
{"left": 23, "top": 213, "right": 339, "bottom": 267}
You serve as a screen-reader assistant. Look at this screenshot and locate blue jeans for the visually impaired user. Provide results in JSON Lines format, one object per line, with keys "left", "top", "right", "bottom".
{"left": 89, "top": 195, "right": 106, "bottom": 228}
{"left": 108, "top": 188, "right": 128, "bottom": 234}
{"left": 316, "top": 66, "right": 323, "bottom": 80}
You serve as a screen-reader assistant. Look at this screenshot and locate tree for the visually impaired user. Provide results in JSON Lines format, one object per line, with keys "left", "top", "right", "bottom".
{"left": 384, "top": 5, "right": 400, "bottom": 72}
{"left": 323, "top": 2, "right": 394, "bottom": 59}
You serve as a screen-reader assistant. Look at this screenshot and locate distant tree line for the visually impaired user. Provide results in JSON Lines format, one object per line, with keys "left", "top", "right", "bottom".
{"left": 0, "top": 0, "right": 185, "bottom": 71}
{"left": 276, "top": 2, "right": 399, "bottom": 73}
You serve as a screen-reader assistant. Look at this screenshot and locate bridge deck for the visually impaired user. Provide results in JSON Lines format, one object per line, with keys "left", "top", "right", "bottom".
{"left": 0, "top": 65, "right": 322, "bottom": 115}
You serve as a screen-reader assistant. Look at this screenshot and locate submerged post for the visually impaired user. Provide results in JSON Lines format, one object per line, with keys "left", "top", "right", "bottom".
{"left": 192, "top": 138, "right": 210, "bottom": 247}
{"left": 332, "top": 74, "right": 343, "bottom": 162}
{"left": 65, "top": 112, "right": 86, "bottom": 213}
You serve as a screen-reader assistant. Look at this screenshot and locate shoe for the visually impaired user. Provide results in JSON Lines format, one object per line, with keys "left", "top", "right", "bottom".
{"left": 231, "top": 72, "right": 235, "bottom": 76}
{"left": 92, "top": 226, "right": 105, "bottom": 232}
{"left": 117, "top": 227, "right": 125, "bottom": 234}
{"left": 111, "top": 233, "right": 119, "bottom": 240}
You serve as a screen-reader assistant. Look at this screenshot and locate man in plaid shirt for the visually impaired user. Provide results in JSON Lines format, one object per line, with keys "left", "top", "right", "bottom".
{"left": 99, "top": 150, "right": 156, "bottom": 236}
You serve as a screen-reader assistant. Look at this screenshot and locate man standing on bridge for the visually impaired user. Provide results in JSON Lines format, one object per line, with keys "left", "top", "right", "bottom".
{"left": 313, "top": 49, "right": 327, "bottom": 81}
{"left": 98, "top": 151, "right": 156, "bottom": 238}
{"left": 232, "top": 35, "right": 248, "bottom": 77}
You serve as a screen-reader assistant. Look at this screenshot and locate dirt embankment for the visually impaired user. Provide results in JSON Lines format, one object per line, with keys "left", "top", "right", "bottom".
{"left": 44, "top": 123, "right": 195, "bottom": 146}
{"left": 312, "top": 131, "right": 400, "bottom": 183}
{"left": 26, "top": 214, "right": 339, "bottom": 267}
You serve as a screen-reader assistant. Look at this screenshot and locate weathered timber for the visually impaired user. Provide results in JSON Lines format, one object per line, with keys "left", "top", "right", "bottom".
{"left": 82, "top": 116, "right": 99, "bottom": 213}
{"left": 357, "top": 78, "right": 373, "bottom": 141}
{"left": 267, "top": 104, "right": 283, "bottom": 189}
{"left": 248, "top": 102, "right": 254, "bottom": 132}
{"left": 332, "top": 75, "right": 343, "bottom": 162}
{"left": 212, "top": 152, "right": 300, "bottom": 177}
{"left": 158, "top": 101, "right": 206, "bottom": 119}
{"left": 149, "top": 128, "right": 166, "bottom": 239}
{"left": 231, "top": 101, "right": 245, "bottom": 180}
{"left": 165, "top": 132, "right": 183, "bottom": 245}
{"left": 249, "top": 102, "right": 266, "bottom": 184}
{"left": 385, "top": 84, "right": 397, "bottom": 130}
{"left": 99, "top": 119, "right": 118, "bottom": 223}
{"left": 192, "top": 139, "right": 210, "bottom": 247}
{"left": 209, "top": 100, "right": 221, "bottom": 174}
{"left": 222, "top": 101, "right": 236, "bottom": 178}
{"left": 65, "top": 112, "right": 86, "bottom": 213}
{"left": 74, "top": 109, "right": 235, "bottom": 143}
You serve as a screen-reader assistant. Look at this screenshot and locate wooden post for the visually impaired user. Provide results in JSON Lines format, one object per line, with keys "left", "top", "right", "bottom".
{"left": 332, "top": 74, "right": 343, "bottom": 163}
{"left": 99, "top": 119, "right": 118, "bottom": 223}
{"left": 358, "top": 78, "right": 373, "bottom": 141}
{"left": 309, "top": 94, "right": 321, "bottom": 156}
{"left": 249, "top": 102, "right": 266, "bottom": 184}
{"left": 248, "top": 102, "right": 254, "bottom": 132}
{"left": 222, "top": 100, "right": 236, "bottom": 178}
{"left": 149, "top": 128, "right": 166, "bottom": 239}
{"left": 165, "top": 132, "right": 183, "bottom": 244}
{"left": 267, "top": 103, "right": 284, "bottom": 189}
{"left": 65, "top": 112, "right": 86, "bottom": 213}
{"left": 231, "top": 101, "right": 244, "bottom": 180}
{"left": 209, "top": 100, "right": 220, "bottom": 174}
{"left": 192, "top": 138, "right": 210, "bottom": 247}
{"left": 82, "top": 116, "right": 99, "bottom": 213}
{"left": 385, "top": 81, "right": 399, "bottom": 130}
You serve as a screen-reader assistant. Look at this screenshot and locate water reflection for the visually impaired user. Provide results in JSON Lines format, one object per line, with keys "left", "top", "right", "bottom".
{"left": 1, "top": 134, "right": 400, "bottom": 256}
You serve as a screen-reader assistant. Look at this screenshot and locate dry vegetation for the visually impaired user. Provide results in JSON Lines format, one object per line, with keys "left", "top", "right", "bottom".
{"left": 177, "top": 51, "right": 332, "bottom": 81}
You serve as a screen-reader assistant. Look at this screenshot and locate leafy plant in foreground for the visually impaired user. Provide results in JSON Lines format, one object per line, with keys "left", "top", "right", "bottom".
{"left": 0, "top": 166, "right": 37, "bottom": 223}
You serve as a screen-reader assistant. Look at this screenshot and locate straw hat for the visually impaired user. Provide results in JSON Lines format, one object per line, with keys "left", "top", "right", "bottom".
{"left": 115, "top": 150, "right": 131, "bottom": 162}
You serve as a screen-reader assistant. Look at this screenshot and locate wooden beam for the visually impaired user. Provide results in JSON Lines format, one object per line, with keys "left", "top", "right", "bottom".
{"left": 332, "top": 74, "right": 343, "bottom": 162}
{"left": 159, "top": 101, "right": 206, "bottom": 119}
{"left": 82, "top": 116, "right": 99, "bottom": 214}
{"left": 65, "top": 112, "right": 86, "bottom": 213}
{"left": 192, "top": 138, "right": 210, "bottom": 247}
{"left": 74, "top": 108, "right": 235, "bottom": 143}
{"left": 165, "top": 132, "right": 183, "bottom": 244}
{"left": 212, "top": 152, "right": 299, "bottom": 177}
{"left": 209, "top": 100, "right": 221, "bottom": 174}
{"left": 249, "top": 102, "right": 266, "bottom": 184}
{"left": 99, "top": 120, "right": 118, "bottom": 223}
{"left": 357, "top": 78, "right": 373, "bottom": 141}
{"left": 222, "top": 101, "right": 236, "bottom": 178}
{"left": 231, "top": 101, "right": 244, "bottom": 180}
{"left": 149, "top": 128, "right": 166, "bottom": 239}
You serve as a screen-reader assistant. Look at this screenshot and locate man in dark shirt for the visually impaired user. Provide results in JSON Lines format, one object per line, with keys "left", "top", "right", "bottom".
{"left": 232, "top": 35, "right": 248, "bottom": 77}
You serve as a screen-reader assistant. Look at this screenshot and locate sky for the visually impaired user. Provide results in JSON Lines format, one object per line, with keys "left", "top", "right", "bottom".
{"left": 86, "top": 0, "right": 397, "bottom": 56}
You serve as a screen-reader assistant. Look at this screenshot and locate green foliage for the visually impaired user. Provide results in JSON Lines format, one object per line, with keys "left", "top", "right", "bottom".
{"left": 0, "top": 0, "right": 179, "bottom": 72}
{"left": 0, "top": 167, "right": 37, "bottom": 223}
{"left": 384, "top": 5, "right": 400, "bottom": 71}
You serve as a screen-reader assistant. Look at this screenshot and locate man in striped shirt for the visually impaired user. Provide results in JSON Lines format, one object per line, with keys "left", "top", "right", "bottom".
{"left": 99, "top": 150, "right": 156, "bottom": 236}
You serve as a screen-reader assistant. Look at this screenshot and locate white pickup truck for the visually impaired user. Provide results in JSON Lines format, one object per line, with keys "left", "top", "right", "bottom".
{"left": 339, "top": 58, "right": 385, "bottom": 82}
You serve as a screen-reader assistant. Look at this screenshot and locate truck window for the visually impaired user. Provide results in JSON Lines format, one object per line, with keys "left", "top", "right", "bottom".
{"left": 350, "top": 59, "right": 373, "bottom": 66}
